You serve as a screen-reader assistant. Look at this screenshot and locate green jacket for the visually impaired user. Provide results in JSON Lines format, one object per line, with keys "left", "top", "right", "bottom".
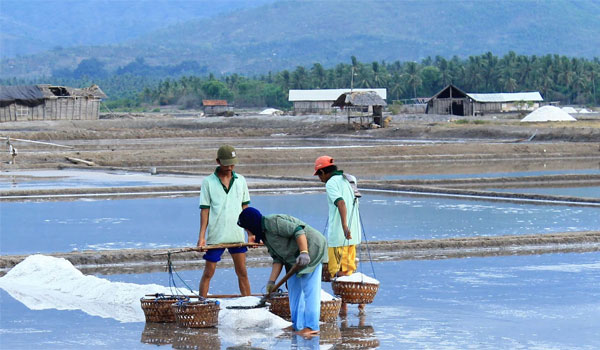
{"left": 261, "top": 214, "right": 328, "bottom": 275}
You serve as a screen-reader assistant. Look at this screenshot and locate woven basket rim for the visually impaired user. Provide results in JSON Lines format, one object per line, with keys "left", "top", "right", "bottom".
{"left": 332, "top": 280, "right": 379, "bottom": 286}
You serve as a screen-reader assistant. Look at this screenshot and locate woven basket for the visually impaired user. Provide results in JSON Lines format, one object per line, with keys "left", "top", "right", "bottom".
{"left": 320, "top": 298, "right": 342, "bottom": 322}
{"left": 172, "top": 301, "right": 220, "bottom": 328}
{"left": 268, "top": 294, "right": 291, "bottom": 320}
{"left": 321, "top": 263, "right": 332, "bottom": 282}
{"left": 268, "top": 293, "right": 342, "bottom": 322}
{"left": 140, "top": 296, "right": 182, "bottom": 323}
{"left": 331, "top": 280, "right": 379, "bottom": 304}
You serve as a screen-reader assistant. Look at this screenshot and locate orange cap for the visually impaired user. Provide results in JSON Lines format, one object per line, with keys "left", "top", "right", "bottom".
{"left": 314, "top": 155, "right": 335, "bottom": 175}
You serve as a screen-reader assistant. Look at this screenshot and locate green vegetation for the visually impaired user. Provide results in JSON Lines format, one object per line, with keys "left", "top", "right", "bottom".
{"left": 2, "top": 52, "right": 599, "bottom": 110}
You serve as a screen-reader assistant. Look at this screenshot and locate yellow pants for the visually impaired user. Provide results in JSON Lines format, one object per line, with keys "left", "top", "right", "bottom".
{"left": 328, "top": 245, "right": 357, "bottom": 278}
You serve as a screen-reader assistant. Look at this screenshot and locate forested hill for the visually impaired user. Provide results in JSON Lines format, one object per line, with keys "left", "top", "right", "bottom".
{"left": 1, "top": 0, "right": 600, "bottom": 79}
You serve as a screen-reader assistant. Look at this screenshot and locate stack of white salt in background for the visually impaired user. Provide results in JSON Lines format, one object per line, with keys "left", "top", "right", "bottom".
{"left": 520, "top": 105, "right": 577, "bottom": 122}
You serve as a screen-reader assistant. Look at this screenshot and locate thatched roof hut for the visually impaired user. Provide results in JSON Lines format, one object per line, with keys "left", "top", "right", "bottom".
{"left": 332, "top": 91, "right": 387, "bottom": 108}
{"left": 0, "top": 84, "right": 107, "bottom": 122}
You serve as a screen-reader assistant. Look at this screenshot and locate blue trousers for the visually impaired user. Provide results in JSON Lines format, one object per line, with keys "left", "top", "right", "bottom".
{"left": 287, "top": 264, "right": 322, "bottom": 331}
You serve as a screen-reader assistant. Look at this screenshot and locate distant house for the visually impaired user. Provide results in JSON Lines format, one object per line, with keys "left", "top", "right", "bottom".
{"left": 0, "top": 84, "right": 106, "bottom": 122}
{"left": 202, "top": 100, "right": 233, "bottom": 116}
{"left": 289, "top": 88, "right": 387, "bottom": 115}
{"left": 426, "top": 84, "right": 543, "bottom": 116}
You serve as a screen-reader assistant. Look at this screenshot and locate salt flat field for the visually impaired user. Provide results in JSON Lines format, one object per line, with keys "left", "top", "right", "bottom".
{"left": 2, "top": 193, "right": 599, "bottom": 254}
{"left": 1, "top": 252, "right": 599, "bottom": 349}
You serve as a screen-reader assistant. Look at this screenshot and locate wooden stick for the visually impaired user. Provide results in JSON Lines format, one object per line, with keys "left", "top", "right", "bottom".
{"left": 152, "top": 242, "right": 263, "bottom": 256}
{"left": 144, "top": 293, "right": 262, "bottom": 298}
{"left": 65, "top": 156, "right": 95, "bottom": 166}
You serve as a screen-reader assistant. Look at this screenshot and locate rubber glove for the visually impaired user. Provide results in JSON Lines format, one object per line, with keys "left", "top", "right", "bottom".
{"left": 296, "top": 252, "right": 311, "bottom": 267}
{"left": 266, "top": 280, "right": 276, "bottom": 293}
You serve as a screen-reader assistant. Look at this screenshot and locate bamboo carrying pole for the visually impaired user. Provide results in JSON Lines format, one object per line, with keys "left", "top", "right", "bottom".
{"left": 144, "top": 293, "right": 262, "bottom": 299}
{"left": 153, "top": 242, "right": 263, "bottom": 256}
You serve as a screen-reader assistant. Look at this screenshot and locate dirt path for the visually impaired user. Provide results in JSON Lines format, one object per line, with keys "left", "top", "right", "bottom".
{"left": 1, "top": 113, "right": 599, "bottom": 176}
{"left": 1, "top": 231, "right": 598, "bottom": 276}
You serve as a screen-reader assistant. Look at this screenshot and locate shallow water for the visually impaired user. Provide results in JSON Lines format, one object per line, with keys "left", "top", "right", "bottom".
{"left": 1, "top": 252, "right": 599, "bottom": 349}
{"left": 2, "top": 193, "right": 599, "bottom": 255}
{"left": 488, "top": 186, "right": 600, "bottom": 199}
{"left": 374, "top": 168, "right": 600, "bottom": 181}
{"left": 0, "top": 169, "right": 202, "bottom": 190}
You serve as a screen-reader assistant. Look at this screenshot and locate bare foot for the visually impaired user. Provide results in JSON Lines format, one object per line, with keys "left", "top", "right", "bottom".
{"left": 283, "top": 325, "right": 295, "bottom": 332}
{"left": 296, "top": 328, "right": 320, "bottom": 337}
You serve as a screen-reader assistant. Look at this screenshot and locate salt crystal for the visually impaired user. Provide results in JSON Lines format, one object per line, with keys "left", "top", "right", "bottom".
{"left": 0, "top": 254, "right": 292, "bottom": 344}
{"left": 334, "top": 272, "right": 380, "bottom": 285}
{"left": 521, "top": 106, "right": 577, "bottom": 122}
{"left": 320, "top": 289, "right": 338, "bottom": 301}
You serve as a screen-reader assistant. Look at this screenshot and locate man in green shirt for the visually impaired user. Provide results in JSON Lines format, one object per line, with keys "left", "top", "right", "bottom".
{"left": 314, "top": 155, "right": 363, "bottom": 314}
{"left": 197, "top": 145, "right": 252, "bottom": 297}
{"left": 238, "top": 207, "right": 327, "bottom": 337}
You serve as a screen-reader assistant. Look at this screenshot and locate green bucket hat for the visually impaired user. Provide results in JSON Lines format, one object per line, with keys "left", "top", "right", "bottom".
{"left": 217, "top": 145, "right": 238, "bottom": 166}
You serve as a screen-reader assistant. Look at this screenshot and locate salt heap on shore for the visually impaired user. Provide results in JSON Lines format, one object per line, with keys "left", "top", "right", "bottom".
{"left": 0, "top": 254, "right": 291, "bottom": 345}
{"left": 520, "top": 106, "right": 577, "bottom": 122}
{"left": 561, "top": 106, "right": 578, "bottom": 114}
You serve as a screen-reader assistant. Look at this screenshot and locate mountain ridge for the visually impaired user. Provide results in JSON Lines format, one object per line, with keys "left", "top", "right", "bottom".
{"left": 1, "top": 0, "right": 599, "bottom": 79}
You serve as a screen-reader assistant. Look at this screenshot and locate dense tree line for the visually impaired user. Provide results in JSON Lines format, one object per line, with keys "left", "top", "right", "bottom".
{"left": 140, "top": 52, "right": 600, "bottom": 109}
{"left": 2, "top": 52, "right": 598, "bottom": 110}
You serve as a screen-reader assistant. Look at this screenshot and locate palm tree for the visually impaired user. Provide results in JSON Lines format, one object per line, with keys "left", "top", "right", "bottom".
{"left": 310, "top": 63, "right": 326, "bottom": 88}
{"left": 402, "top": 62, "right": 422, "bottom": 99}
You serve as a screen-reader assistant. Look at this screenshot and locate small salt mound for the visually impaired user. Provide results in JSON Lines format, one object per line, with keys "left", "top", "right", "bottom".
{"left": 216, "top": 297, "right": 291, "bottom": 344}
{"left": 334, "top": 272, "right": 380, "bottom": 285}
{"left": 259, "top": 108, "right": 283, "bottom": 115}
{"left": 578, "top": 108, "right": 592, "bottom": 113}
{"left": 521, "top": 106, "right": 577, "bottom": 122}
{"left": 321, "top": 289, "right": 338, "bottom": 301}
{"left": 561, "top": 106, "right": 578, "bottom": 114}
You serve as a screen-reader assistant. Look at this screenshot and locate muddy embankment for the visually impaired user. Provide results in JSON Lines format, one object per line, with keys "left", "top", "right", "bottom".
{"left": 3, "top": 174, "right": 600, "bottom": 207}
{"left": 1, "top": 231, "right": 599, "bottom": 277}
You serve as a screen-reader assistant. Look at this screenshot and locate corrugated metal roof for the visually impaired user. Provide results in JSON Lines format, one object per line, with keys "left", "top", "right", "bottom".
{"left": 289, "top": 88, "right": 387, "bottom": 101}
{"left": 467, "top": 92, "right": 543, "bottom": 102}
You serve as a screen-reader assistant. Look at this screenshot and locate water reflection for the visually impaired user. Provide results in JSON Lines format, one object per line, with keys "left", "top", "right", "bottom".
{"left": 140, "top": 322, "right": 177, "bottom": 345}
{"left": 140, "top": 322, "right": 221, "bottom": 349}
{"left": 335, "top": 316, "right": 380, "bottom": 349}
{"left": 173, "top": 327, "right": 220, "bottom": 350}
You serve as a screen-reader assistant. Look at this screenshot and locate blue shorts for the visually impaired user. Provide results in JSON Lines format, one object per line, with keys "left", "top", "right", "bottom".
{"left": 203, "top": 246, "right": 248, "bottom": 262}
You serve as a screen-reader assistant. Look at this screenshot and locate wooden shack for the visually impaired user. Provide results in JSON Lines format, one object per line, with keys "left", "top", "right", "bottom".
{"left": 289, "top": 88, "right": 387, "bottom": 115}
{"left": 0, "top": 84, "right": 106, "bottom": 122}
{"left": 332, "top": 91, "right": 387, "bottom": 128}
{"left": 426, "top": 84, "right": 472, "bottom": 116}
{"left": 202, "top": 100, "right": 233, "bottom": 116}
{"left": 426, "top": 84, "right": 544, "bottom": 116}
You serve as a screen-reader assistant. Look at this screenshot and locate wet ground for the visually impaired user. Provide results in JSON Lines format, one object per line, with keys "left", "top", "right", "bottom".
{"left": 1, "top": 114, "right": 599, "bottom": 348}
{"left": 2, "top": 192, "right": 599, "bottom": 255}
{"left": 1, "top": 252, "right": 599, "bottom": 349}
